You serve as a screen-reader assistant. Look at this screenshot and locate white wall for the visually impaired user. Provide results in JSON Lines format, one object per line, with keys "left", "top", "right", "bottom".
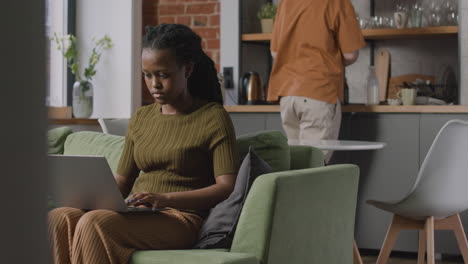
{"left": 220, "top": 0, "right": 240, "bottom": 105}
{"left": 460, "top": 0, "right": 468, "bottom": 104}
{"left": 1, "top": 0, "right": 49, "bottom": 262}
{"left": 76, "top": 0, "right": 142, "bottom": 118}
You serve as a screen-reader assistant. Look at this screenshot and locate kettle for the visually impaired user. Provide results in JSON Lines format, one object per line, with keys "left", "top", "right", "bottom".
{"left": 239, "top": 71, "right": 265, "bottom": 105}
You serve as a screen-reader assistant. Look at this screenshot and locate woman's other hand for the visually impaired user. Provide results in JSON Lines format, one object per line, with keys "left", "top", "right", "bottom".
{"left": 126, "top": 192, "right": 170, "bottom": 209}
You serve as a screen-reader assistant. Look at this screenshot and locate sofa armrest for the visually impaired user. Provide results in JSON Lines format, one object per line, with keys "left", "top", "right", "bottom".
{"left": 230, "top": 164, "right": 359, "bottom": 264}
{"left": 130, "top": 249, "right": 259, "bottom": 264}
{"left": 289, "top": 145, "right": 324, "bottom": 170}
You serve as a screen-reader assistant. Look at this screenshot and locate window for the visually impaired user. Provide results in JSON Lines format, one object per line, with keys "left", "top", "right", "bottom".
{"left": 45, "top": 0, "right": 74, "bottom": 107}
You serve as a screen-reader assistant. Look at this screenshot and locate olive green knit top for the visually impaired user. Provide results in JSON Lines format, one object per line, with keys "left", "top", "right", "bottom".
{"left": 117, "top": 100, "right": 239, "bottom": 204}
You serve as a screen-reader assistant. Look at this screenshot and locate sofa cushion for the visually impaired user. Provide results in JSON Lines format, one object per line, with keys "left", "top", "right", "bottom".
{"left": 236, "top": 130, "right": 290, "bottom": 172}
{"left": 194, "top": 147, "right": 272, "bottom": 249}
{"left": 48, "top": 127, "right": 73, "bottom": 154}
{"left": 130, "top": 249, "right": 259, "bottom": 264}
{"left": 63, "top": 131, "right": 125, "bottom": 174}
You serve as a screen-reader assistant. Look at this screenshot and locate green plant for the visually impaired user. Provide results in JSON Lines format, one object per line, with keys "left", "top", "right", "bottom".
{"left": 51, "top": 33, "right": 113, "bottom": 84}
{"left": 257, "top": 2, "right": 277, "bottom": 20}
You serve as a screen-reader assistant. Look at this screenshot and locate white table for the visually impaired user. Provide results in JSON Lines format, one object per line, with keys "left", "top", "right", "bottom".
{"left": 290, "top": 139, "right": 386, "bottom": 151}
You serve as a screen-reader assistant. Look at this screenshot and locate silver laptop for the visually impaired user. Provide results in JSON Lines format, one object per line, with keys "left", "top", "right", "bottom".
{"left": 48, "top": 155, "right": 166, "bottom": 213}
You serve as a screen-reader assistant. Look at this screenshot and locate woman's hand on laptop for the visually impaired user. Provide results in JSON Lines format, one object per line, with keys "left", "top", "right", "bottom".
{"left": 126, "top": 192, "right": 169, "bottom": 209}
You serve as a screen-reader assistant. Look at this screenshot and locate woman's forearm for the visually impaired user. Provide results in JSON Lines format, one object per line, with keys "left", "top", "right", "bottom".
{"left": 114, "top": 173, "right": 136, "bottom": 198}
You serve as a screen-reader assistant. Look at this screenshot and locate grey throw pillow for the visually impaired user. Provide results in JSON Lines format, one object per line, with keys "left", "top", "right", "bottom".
{"left": 193, "top": 146, "right": 272, "bottom": 249}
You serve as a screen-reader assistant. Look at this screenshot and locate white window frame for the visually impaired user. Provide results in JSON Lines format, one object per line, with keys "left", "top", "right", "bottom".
{"left": 46, "top": 0, "right": 68, "bottom": 107}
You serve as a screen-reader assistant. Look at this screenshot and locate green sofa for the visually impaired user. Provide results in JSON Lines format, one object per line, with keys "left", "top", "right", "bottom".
{"left": 48, "top": 128, "right": 359, "bottom": 264}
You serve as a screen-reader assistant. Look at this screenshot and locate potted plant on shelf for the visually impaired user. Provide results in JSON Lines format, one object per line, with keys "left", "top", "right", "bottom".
{"left": 257, "top": 2, "right": 277, "bottom": 34}
{"left": 51, "top": 33, "right": 112, "bottom": 118}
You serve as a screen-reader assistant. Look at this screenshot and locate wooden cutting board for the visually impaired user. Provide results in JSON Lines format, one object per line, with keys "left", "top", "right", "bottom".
{"left": 388, "top": 74, "right": 435, "bottom": 99}
{"left": 375, "top": 48, "right": 390, "bottom": 102}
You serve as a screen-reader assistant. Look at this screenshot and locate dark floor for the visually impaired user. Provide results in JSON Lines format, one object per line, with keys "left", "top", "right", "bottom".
{"left": 361, "top": 250, "right": 464, "bottom": 263}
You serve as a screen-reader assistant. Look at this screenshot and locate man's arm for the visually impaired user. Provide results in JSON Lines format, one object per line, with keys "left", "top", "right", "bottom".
{"left": 343, "top": 50, "right": 359, "bottom": 66}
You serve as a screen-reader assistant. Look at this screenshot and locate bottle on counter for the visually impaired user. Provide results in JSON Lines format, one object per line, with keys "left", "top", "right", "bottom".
{"left": 366, "top": 65, "right": 380, "bottom": 105}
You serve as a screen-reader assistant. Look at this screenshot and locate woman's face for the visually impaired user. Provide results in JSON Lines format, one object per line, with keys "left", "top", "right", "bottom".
{"left": 142, "top": 48, "right": 192, "bottom": 105}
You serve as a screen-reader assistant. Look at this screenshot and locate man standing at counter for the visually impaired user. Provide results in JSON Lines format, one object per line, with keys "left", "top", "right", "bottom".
{"left": 267, "top": 0, "right": 366, "bottom": 161}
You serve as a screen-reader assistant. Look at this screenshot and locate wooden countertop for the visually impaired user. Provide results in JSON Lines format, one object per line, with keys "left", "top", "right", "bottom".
{"left": 224, "top": 105, "right": 468, "bottom": 113}
{"left": 49, "top": 105, "right": 468, "bottom": 125}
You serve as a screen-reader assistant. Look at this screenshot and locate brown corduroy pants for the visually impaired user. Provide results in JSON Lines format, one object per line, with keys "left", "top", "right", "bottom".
{"left": 48, "top": 207, "right": 203, "bottom": 264}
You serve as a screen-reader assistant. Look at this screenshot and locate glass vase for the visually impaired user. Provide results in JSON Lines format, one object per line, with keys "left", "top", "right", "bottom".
{"left": 72, "top": 80, "right": 93, "bottom": 118}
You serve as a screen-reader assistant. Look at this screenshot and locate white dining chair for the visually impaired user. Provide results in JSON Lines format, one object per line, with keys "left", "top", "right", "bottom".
{"left": 97, "top": 118, "right": 130, "bottom": 136}
{"left": 367, "top": 119, "right": 468, "bottom": 264}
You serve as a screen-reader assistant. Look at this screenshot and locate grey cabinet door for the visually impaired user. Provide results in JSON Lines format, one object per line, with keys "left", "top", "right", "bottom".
{"left": 349, "top": 113, "right": 420, "bottom": 252}
{"left": 229, "top": 113, "right": 266, "bottom": 136}
{"left": 420, "top": 114, "right": 468, "bottom": 254}
{"left": 265, "top": 113, "right": 285, "bottom": 134}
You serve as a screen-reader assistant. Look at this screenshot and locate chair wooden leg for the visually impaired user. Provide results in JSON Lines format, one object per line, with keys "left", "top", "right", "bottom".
{"left": 353, "top": 240, "right": 363, "bottom": 264}
{"left": 417, "top": 230, "right": 426, "bottom": 264}
{"left": 376, "top": 215, "right": 401, "bottom": 264}
{"left": 451, "top": 214, "right": 468, "bottom": 263}
{"left": 425, "top": 216, "right": 435, "bottom": 264}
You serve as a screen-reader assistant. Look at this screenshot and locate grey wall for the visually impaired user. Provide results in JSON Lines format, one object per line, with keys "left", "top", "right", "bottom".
{"left": 0, "top": 1, "right": 49, "bottom": 263}
{"left": 461, "top": 0, "right": 468, "bottom": 104}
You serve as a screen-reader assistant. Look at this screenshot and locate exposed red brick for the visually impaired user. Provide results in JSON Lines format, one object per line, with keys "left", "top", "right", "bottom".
{"left": 206, "top": 39, "right": 219, "bottom": 49}
{"left": 209, "top": 50, "right": 219, "bottom": 65}
{"left": 209, "top": 15, "right": 219, "bottom": 26}
{"left": 193, "top": 28, "right": 218, "bottom": 39}
{"left": 186, "top": 3, "right": 215, "bottom": 14}
{"left": 201, "top": 39, "right": 207, "bottom": 49}
{"left": 158, "top": 16, "right": 176, "bottom": 24}
{"left": 159, "top": 4, "right": 185, "bottom": 15}
{"left": 176, "top": 16, "right": 191, "bottom": 25}
{"left": 193, "top": 15, "right": 208, "bottom": 26}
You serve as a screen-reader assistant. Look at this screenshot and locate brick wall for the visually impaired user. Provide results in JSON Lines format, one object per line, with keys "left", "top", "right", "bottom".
{"left": 158, "top": 0, "right": 220, "bottom": 71}
{"left": 142, "top": 0, "right": 159, "bottom": 105}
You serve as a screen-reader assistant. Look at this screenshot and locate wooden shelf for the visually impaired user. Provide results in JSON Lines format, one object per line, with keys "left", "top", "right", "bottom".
{"left": 241, "top": 26, "right": 458, "bottom": 42}
{"left": 362, "top": 26, "right": 458, "bottom": 39}
{"left": 224, "top": 104, "right": 468, "bottom": 113}
{"left": 242, "top": 33, "right": 272, "bottom": 42}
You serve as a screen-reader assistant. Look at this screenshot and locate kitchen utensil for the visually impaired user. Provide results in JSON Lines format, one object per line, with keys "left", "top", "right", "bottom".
{"left": 388, "top": 74, "right": 435, "bottom": 99}
{"left": 375, "top": 48, "right": 390, "bottom": 102}
{"left": 435, "top": 65, "right": 458, "bottom": 103}
{"left": 397, "top": 88, "right": 417, "bottom": 105}
{"left": 239, "top": 71, "right": 265, "bottom": 105}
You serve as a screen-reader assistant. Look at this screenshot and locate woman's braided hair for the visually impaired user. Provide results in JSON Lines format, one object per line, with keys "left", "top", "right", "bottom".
{"left": 142, "top": 24, "right": 223, "bottom": 104}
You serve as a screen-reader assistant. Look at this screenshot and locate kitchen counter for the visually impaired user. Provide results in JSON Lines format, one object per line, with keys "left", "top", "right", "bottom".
{"left": 49, "top": 105, "right": 468, "bottom": 125}
{"left": 224, "top": 104, "right": 468, "bottom": 113}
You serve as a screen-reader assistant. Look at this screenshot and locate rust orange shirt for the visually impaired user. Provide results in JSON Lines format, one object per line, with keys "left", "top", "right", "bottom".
{"left": 267, "top": 0, "right": 366, "bottom": 103}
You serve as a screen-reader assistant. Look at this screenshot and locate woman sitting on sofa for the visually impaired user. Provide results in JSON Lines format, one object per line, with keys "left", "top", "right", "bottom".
{"left": 48, "top": 24, "right": 239, "bottom": 264}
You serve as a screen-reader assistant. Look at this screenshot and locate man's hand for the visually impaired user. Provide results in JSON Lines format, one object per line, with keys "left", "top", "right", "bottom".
{"left": 343, "top": 50, "right": 359, "bottom": 66}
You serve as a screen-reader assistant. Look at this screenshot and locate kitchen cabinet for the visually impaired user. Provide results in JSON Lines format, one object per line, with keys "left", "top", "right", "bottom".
{"left": 229, "top": 110, "right": 468, "bottom": 255}
{"left": 418, "top": 114, "right": 468, "bottom": 255}
{"left": 336, "top": 113, "right": 421, "bottom": 252}
{"left": 338, "top": 113, "right": 468, "bottom": 254}
{"left": 229, "top": 113, "right": 266, "bottom": 136}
